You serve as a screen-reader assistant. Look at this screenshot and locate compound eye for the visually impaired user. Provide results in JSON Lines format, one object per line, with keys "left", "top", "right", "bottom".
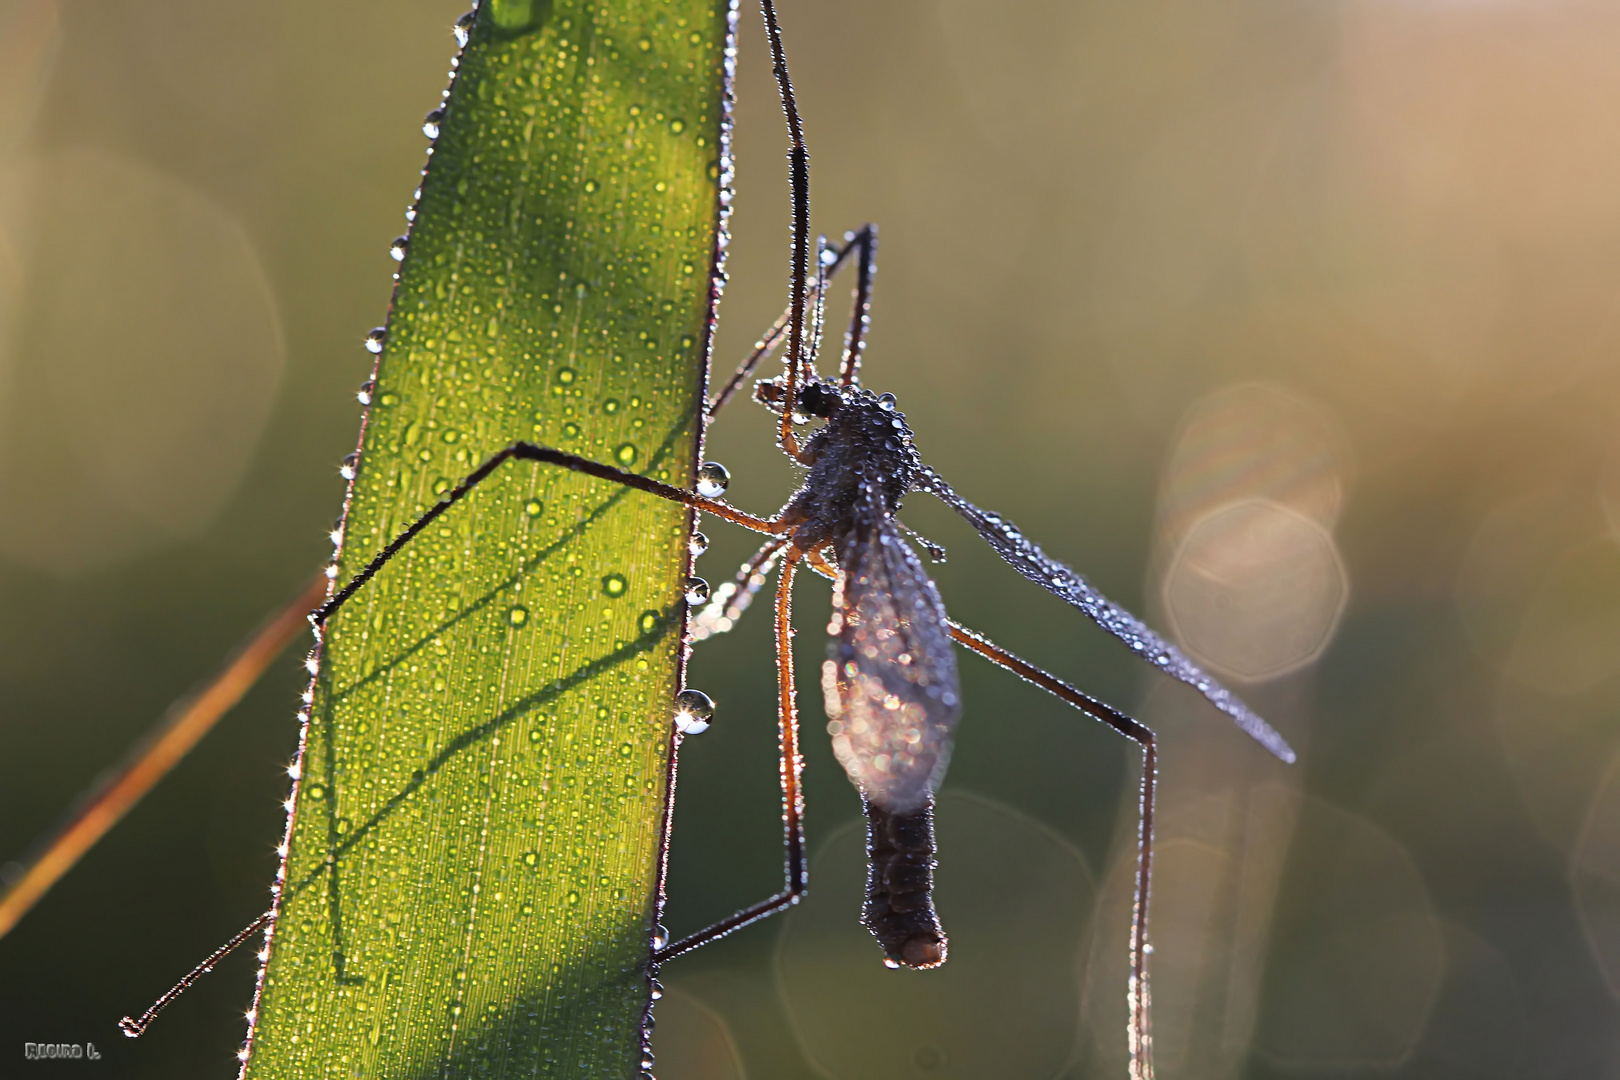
{"left": 796, "top": 381, "right": 840, "bottom": 418}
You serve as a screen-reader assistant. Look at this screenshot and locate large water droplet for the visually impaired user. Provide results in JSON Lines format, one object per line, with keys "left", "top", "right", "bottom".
{"left": 357, "top": 380, "right": 375, "bottom": 406}
{"left": 688, "top": 531, "right": 709, "bottom": 557}
{"left": 672, "top": 689, "right": 713, "bottom": 735}
{"left": 423, "top": 108, "right": 445, "bottom": 140}
{"left": 454, "top": 11, "right": 474, "bottom": 47}
{"left": 340, "top": 453, "right": 359, "bottom": 480}
{"left": 389, "top": 235, "right": 409, "bottom": 261}
{"left": 877, "top": 392, "right": 897, "bottom": 411}
{"left": 684, "top": 577, "right": 710, "bottom": 606}
{"left": 615, "top": 442, "right": 638, "bottom": 467}
{"left": 603, "top": 573, "right": 628, "bottom": 597}
{"left": 651, "top": 924, "right": 672, "bottom": 951}
{"left": 364, "top": 327, "right": 387, "bottom": 354}
{"left": 695, "top": 461, "right": 730, "bottom": 498}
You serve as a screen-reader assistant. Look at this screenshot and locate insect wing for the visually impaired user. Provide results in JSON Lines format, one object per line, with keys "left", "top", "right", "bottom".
{"left": 824, "top": 518, "right": 962, "bottom": 812}
{"left": 914, "top": 465, "right": 1296, "bottom": 763}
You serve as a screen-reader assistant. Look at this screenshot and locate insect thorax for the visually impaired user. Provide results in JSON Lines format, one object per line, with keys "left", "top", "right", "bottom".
{"left": 779, "top": 384, "right": 918, "bottom": 550}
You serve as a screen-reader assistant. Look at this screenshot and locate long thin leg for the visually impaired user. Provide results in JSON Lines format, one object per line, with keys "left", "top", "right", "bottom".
{"left": 946, "top": 619, "right": 1157, "bottom": 1080}
{"left": 120, "top": 910, "right": 275, "bottom": 1037}
{"left": 122, "top": 444, "right": 781, "bottom": 1036}
{"left": 316, "top": 441, "right": 782, "bottom": 626}
{"left": 707, "top": 227, "right": 875, "bottom": 419}
{"left": 690, "top": 535, "right": 789, "bottom": 642}
{"left": 761, "top": 0, "right": 813, "bottom": 463}
{"left": 653, "top": 546, "right": 808, "bottom": 963}
{"left": 839, "top": 224, "right": 876, "bottom": 387}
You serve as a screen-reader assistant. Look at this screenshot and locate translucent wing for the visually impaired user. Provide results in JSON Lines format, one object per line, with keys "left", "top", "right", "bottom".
{"left": 914, "top": 464, "right": 1295, "bottom": 763}
{"left": 823, "top": 514, "right": 962, "bottom": 812}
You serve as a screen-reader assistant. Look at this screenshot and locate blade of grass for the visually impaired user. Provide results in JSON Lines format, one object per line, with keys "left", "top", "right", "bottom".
{"left": 240, "top": 1, "right": 730, "bottom": 1076}
{"left": 0, "top": 576, "right": 326, "bottom": 941}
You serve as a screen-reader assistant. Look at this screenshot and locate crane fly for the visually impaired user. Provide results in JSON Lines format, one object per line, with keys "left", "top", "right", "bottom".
{"left": 119, "top": 3, "right": 1295, "bottom": 1076}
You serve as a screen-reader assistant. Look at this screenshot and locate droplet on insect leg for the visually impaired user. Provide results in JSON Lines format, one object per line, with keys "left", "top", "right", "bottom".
{"left": 689, "top": 531, "right": 709, "bottom": 557}
{"left": 364, "top": 327, "right": 387, "bottom": 354}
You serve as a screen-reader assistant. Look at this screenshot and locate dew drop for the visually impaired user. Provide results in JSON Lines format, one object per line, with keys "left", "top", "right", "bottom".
{"left": 453, "top": 11, "right": 474, "bottom": 46}
{"left": 379, "top": 392, "right": 399, "bottom": 407}
{"left": 883, "top": 957, "right": 902, "bottom": 970}
{"left": 639, "top": 611, "right": 659, "bottom": 634}
{"left": 695, "top": 461, "right": 729, "bottom": 498}
{"left": 603, "top": 397, "right": 621, "bottom": 414}
{"left": 583, "top": 179, "right": 599, "bottom": 194}
{"left": 602, "top": 573, "right": 627, "bottom": 597}
{"left": 688, "top": 531, "right": 709, "bottom": 557}
{"left": 684, "top": 577, "right": 710, "bottom": 606}
{"left": 357, "top": 380, "right": 375, "bottom": 405}
{"left": 423, "top": 108, "right": 445, "bottom": 140}
{"left": 672, "top": 689, "right": 714, "bottom": 735}
{"left": 669, "top": 118, "right": 685, "bottom": 134}
{"left": 521, "top": 852, "right": 538, "bottom": 867}
{"left": 389, "top": 235, "right": 409, "bottom": 261}
{"left": 364, "top": 327, "right": 387, "bottom": 354}
{"left": 557, "top": 366, "right": 577, "bottom": 385}
{"left": 820, "top": 246, "right": 838, "bottom": 266}
{"left": 508, "top": 605, "right": 529, "bottom": 627}
{"left": 615, "top": 442, "right": 638, "bottom": 467}
{"left": 523, "top": 498, "right": 544, "bottom": 517}
{"left": 877, "top": 392, "right": 897, "bottom": 411}
{"left": 651, "top": 924, "right": 670, "bottom": 950}
{"left": 649, "top": 979, "right": 664, "bottom": 1000}
{"left": 340, "top": 453, "right": 359, "bottom": 480}
{"left": 562, "top": 421, "right": 580, "bottom": 439}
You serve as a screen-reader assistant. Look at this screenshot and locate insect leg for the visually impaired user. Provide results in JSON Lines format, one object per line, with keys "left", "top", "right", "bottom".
{"left": 119, "top": 910, "right": 275, "bottom": 1037}
{"left": 946, "top": 619, "right": 1157, "bottom": 1080}
{"left": 653, "top": 546, "right": 809, "bottom": 963}
{"left": 760, "top": 0, "right": 814, "bottom": 464}
{"left": 316, "top": 441, "right": 782, "bottom": 625}
{"left": 838, "top": 224, "right": 876, "bottom": 387}
{"left": 707, "top": 229, "right": 874, "bottom": 419}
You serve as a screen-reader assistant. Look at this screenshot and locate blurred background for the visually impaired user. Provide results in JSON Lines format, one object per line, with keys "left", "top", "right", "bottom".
{"left": 3, "top": 0, "right": 1620, "bottom": 1076}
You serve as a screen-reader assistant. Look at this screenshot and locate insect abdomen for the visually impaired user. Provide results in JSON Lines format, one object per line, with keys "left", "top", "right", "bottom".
{"left": 862, "top": 797, "right": 947, "bottom": 969}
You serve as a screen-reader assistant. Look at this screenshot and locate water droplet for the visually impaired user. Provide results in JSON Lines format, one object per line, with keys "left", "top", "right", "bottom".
{"left": 672, "top": 689, "right": 714, "bottom": 734}
{"left": 615, "top": 442, "right": 638, "bottom": 466}
{"left": 364, "top": 327, "right": 387, "bottom": 354}
{"left": 695, "top": 461, "right": 730, "bottom": 498}
{"left": 583, "top": 179, "right": 599, "bottom": 194}
{"left": 524, "top": 498, "right": 544, "bottom": 517}
{"left": 521, "top": 852, "right": 538, "bottom": 867}
{"left": 379, "top": 392, "right": 399, "bottom": 407}
{"left": 649, "top": 979, "right": 664, "bottom": 1000}
{"left": 602, "top": 573, "right": 627, "bottom": 597}
{"left": 508, "top": 605, "right": 529, "bottom": 627}
{"left": 357, "top": 380, "right": 375, "bottom": 405}
{"left": 639, "top": 611, "right": 659, "bottom": 634}
{"left": 340, "top": 453, "right": 359, "bottom": 480}
{"left": 454, "top": 11, "right": 474, "bottom": 46}
{"left": 669, "top": 118, "right": 685, "bottom": 134}
{"left": 877, "top": 392, "right": 897, "bottom": 411}
{"left": 603, "top": 398, "right": 620, "bottom": 414}
{"left": 820, "top": 246, "right": 838, "bottom": 266}
{"left": 684, "top": 577, "right": 710, "bottom": 606}
{"left": 423, "top": 108, "right": 445, "bottom": 140}
{"left": 557, "top": 366, "right": 577, "bottom": 385}
{"left": 562, "top": 421, "right": 580, "bottom": 439}
{"left": 389, "top": 235, "right": 409, "bottom": 261}
{"left": 883, "top": 957, "right": 902, "bottom": 969}
{"left": 688, "top": 531, "right": 709, "bottom": 557}
{"left": 651, "top": 924, "right": 670, "bottom": 950}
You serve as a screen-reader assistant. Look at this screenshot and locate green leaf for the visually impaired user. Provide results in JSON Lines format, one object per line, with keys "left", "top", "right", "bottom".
{"left": 244, "top": 1, "right": 728, "bottom": 1075}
